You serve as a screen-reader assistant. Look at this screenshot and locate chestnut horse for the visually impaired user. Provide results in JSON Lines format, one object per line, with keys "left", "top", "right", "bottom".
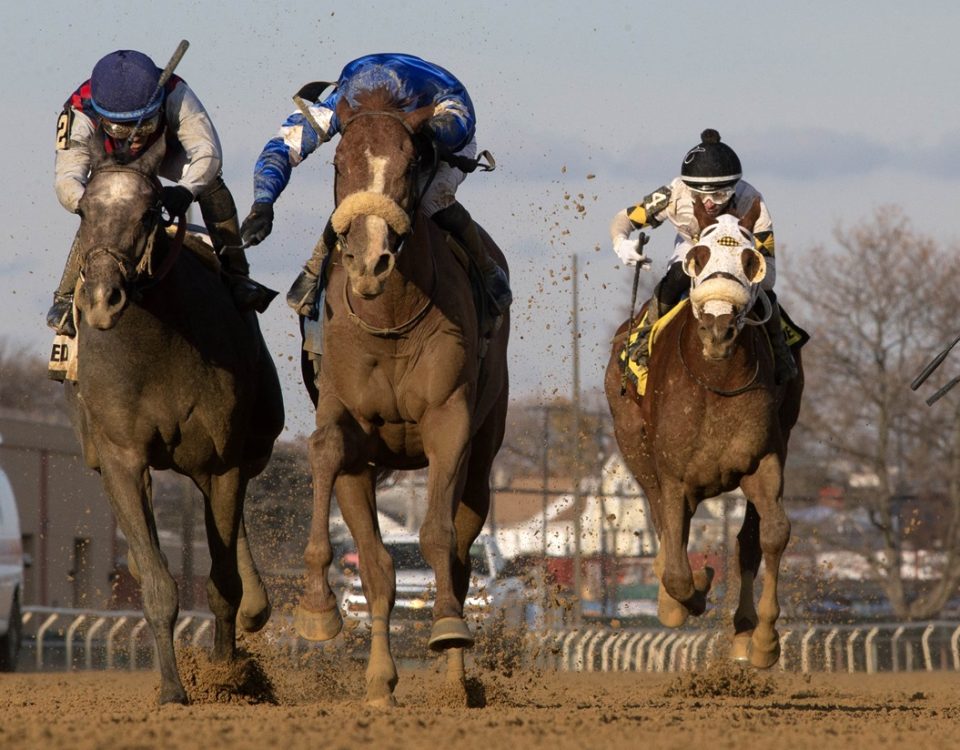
{"left": 292, "top": 84, "right": 509, "bottom": 705}
{"left": 66, "top": 137, "right": 284, "bottom": 703}
{"left": 604, "top": 201, "right": 803, "bottom": 668}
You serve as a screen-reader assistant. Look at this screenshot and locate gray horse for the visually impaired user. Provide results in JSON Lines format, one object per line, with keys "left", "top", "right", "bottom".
{"left": 64, "top": 136, "right": 284, "bottom": 704}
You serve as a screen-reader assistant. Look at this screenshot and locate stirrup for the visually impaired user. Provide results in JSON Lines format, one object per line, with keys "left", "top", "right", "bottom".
{"left": 484, "top": 265, "right": 512, "bottom": 315}
{"left": 47, "top": 295, "right": 76, "bottom": 338}
{"left": 286, "top": 268, "right": 321, "bottom": 319}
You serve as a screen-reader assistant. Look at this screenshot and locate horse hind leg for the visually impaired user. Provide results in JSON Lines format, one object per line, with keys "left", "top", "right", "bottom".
{"left": 203, "top": 470, "right": 249, "bottom": 662}
{"left": 731, "top": 501, "right": 762, "bottom": 663}
{"left": 236, "top": 514, "right": 271, "bottom": 632}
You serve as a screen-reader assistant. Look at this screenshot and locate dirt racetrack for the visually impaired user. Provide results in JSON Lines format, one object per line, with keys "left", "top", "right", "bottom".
{"left": 1, "top": 647, "right": 959, "bottom": 750}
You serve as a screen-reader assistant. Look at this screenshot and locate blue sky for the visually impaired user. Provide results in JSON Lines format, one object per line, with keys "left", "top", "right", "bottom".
{"left": 3, "top": 1, "right": 959, "bottom": 436}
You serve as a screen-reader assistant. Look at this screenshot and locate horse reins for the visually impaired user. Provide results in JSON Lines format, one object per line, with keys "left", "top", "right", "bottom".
{"left": 676, "top": 315, "right": 763, "bottom": 397}
{"left": 332, "top": 109, "right": 447, "bottom": 336}
{"left": 79, "top": 167, "right": 187, "bottom": 290}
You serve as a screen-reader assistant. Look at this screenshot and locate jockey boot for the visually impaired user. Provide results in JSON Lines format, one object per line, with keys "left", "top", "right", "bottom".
{"left": 432, "top": 202, "right": 512, "bottom": 315}
{"left": 46, "top": 234, "right": 82, "bottom": 337}
{"left": 198, "top": 178, "right": 277, "bottom": 313}
{"left": 287, "top": 219, "right": 337, "bottom": 318}
{"left": 764, "top": 295, "right": 799, "bottom": 384}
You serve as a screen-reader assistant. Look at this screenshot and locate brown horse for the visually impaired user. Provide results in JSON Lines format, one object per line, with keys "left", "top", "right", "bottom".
{"left": 604, "top": 201, "right": 803, "bottom": 668}
{"left": 291, "top": 86, "right": 509, "bottom": 705}
{"left": 66, "top": 136, "right": 284, "bottom": 703}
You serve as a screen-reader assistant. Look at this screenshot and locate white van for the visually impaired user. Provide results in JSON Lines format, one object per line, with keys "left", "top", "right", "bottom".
{"left": 0, "top": 458, "right": 25, "bottom": 671}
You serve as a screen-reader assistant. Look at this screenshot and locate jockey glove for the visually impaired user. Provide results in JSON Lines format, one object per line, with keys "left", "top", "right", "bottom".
{"left": 161, "top": 185, "right": 194, "bottom": 217}
{"left": 240, "top": 203, "right": 274, "bottom": 246}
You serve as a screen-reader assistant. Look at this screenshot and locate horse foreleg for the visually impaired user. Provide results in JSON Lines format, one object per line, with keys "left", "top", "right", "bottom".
{"left": 294, "top": 417, "right": 347, "bottom": 642}
{"left": 335, "top": 468, "right": 398, "bottom": 707}
{"left": 655, "top": 486, "right": 714, "bottom": 627}
{"left": 203, "top": 470, "right": 245, "bottom": 662}
{"left": 420, "top": 400, "right": 473, "bottom": 650}
{"left": 741, "top": 457, "right": 790, "bottom": 668}
{"left": 102, "top": 453, "right": 185, "bottom": 704}
{"left": 731, "top": 501, "right": 762, "bottom": 662}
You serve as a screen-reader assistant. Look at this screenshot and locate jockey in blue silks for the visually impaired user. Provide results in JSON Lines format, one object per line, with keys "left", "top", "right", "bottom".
{"left": 240, "top": 53, "right": 511, "bottom": 318}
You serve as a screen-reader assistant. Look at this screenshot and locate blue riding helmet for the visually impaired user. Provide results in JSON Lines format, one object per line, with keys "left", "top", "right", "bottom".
{"left": 90, "top": 50, "right": 163, "bottom": 122}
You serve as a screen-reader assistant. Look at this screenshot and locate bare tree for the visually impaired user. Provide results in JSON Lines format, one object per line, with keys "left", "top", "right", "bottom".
{"left": 793, "top": 206, "right": 960, "bottom": 617}
{"left": 0, "top": 337, "right": 69, "bottom": 421}
{"left": 496, "top": 392, "right": 614, "bottom": 483}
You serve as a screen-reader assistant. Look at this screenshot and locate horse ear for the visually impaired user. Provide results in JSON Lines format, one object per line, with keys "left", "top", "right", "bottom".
{"left": 741, "top": 248, "right": 767, "bottom": 284}
{"left": 684, "top": 244, "right": 711, "bottom": 278}
{"left": 692, "top": 193, "right": 719, "bottom": 231}
{"left": 739, "top": 198, "right": 762, "bottom": 233}
{"left": 137, "top": 136, "right": 166, "bottom": 176}
{"left": 404, "top": 104, "right": 437, "bottom": 134}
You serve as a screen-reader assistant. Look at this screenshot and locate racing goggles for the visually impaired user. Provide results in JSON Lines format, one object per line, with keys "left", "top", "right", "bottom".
{"left": 690, "top": 185, "right": 736, "bottom": 205}
{"left": 101, "top": 114, "right": 161, "bottom": 140}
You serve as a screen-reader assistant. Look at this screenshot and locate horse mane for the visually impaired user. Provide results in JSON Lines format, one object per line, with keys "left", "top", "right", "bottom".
{"left": 339, "top": 65, "right": 412, "bottom": 111}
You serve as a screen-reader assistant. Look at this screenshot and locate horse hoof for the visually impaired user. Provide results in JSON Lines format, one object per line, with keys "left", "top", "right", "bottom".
{"left": 750, "top": 637, "right": 781, "bottom": 669}
{"left": 693, "top": 566, "right": 715, "bottom": 593}
{"left": 428, "top": 617, "right": 474, "bottom": 651}
{"left": 731, "top": 633, "right": 752, "bottom": 662}
{"left": 293, "top": 604, "right": 343, "bottom": 642}
{"left": 657, "top": 585, "right": 689, "bottom": 628}
{"left": 158, "top": 685, "right": 188, "bottom": 706}
{"left": 238, "top": 600, "right": 271, "bottom": 633}
{"left": 365, "top": 692, "right": 398, "bottom": 708}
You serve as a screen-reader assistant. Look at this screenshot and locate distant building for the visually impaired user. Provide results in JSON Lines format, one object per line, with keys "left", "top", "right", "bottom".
{"left": 0, "top": 412, "right": 116, "bottom": 609}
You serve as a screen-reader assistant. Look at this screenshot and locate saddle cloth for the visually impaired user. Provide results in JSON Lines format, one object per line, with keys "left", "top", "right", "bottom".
{"left": 618, "top": 300, "right": 809, "bottom": 397}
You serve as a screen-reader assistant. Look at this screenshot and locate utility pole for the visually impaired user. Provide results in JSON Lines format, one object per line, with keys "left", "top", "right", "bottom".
{"left": 541, "top": 405, "right": 550, "bottom": 558}
{"left": 571, "top": 253, "right": 583, "bottom": 625}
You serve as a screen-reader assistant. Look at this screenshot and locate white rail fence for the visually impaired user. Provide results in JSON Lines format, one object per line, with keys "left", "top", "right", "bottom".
{"left": 18, "top": 606, "right": 960, "bottom": 674}
{"left": 528, "top": 621, "right": 960, "bottom": 674}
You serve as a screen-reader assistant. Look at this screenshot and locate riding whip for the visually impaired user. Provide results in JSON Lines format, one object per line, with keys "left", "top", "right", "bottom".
{"left": 620, "top": 232, "right": 649, "bottom": 396}
{"left": 911, "top": 329, "right": 960, "bottom": 391}
{"left": 924, "top": 374, "right": 960, "bottom": 406}
{"left": 120, "top": 39, "right": 190, "bottom": 155}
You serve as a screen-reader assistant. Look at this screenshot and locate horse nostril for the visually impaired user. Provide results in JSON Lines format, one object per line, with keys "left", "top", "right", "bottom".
{"left": 374, "top": 253, "right": 392, "bottom": 276}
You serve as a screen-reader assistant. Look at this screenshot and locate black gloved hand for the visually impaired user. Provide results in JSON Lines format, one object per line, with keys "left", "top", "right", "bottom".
{"left": 241, "top": 203, "right": 274, "bottom": 246}
{"left": 161, "top": 185, "right": 194, "bottom": 217}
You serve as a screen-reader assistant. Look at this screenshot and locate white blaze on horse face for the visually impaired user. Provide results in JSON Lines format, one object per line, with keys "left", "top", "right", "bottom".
{"left": 362, "top": 150, "right": 391, "bottom": 249}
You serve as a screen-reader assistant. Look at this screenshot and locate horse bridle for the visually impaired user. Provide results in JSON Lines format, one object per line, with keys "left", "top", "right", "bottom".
{"left": 332, "top": 110, "right": 442, "bottom": 336}
{"left": 78, "top": 165, "right": 186, "bottom": 291}
{"left": 333, "top": 110, "right": 442, "bottom": 257}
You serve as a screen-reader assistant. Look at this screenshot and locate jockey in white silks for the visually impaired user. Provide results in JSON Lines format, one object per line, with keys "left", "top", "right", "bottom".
{"left": 609, "top": 129, "right": 797, "bottom": 383}
{"left": 50, "top": 49, "right": 272, "bottom": 337}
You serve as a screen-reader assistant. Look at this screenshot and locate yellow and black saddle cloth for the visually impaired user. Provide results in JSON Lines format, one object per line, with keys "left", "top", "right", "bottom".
{"left": 618, "top": 299, "right": 809, "bottom": 397}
